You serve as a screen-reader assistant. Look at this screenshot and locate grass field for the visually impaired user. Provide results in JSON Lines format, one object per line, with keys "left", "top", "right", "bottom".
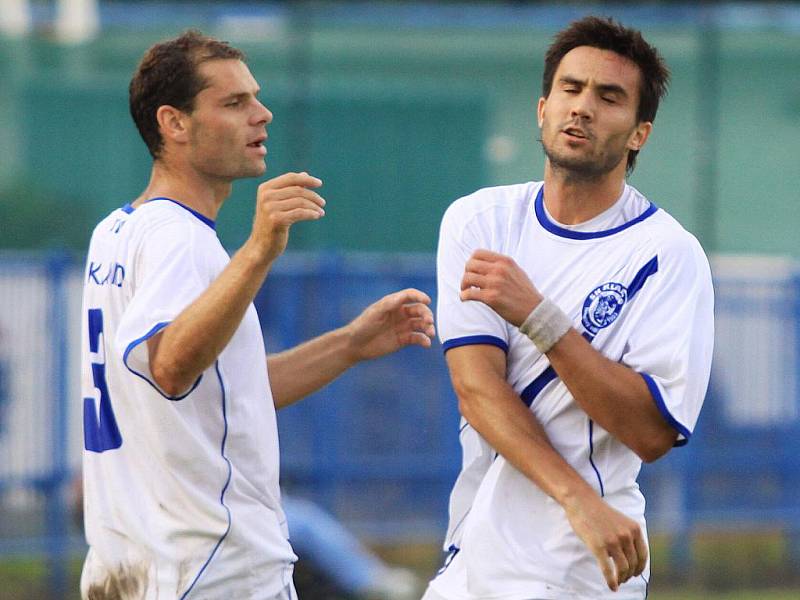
{"left": 1, "top": 554, "right": 798, "bottom": 600}
{"left": 652, "top": 593, "right": 800, "bottom": 600}
{"left": 1, "top": 536, "right": 799, "bottom": 600}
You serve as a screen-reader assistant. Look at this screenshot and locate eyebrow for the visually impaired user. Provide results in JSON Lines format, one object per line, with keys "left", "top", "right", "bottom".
{"left": 220, "top": 89, "right": 261, "bottom": 102}
{"left": 559, "top": 76, "right": 629, "bottom": 98}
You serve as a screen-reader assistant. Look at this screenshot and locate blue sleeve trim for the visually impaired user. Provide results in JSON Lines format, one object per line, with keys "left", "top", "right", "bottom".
{"left": 122, "top": 321, "right": 202, "bottom": 401}
{"left": 442, "top": 335, "right": 508, "bottom": 354}
{"left": 640, "top": 372, "right": 692, "bottom": 445}
{"left": 179, "top": 362, "right": 232, "bottom": 598}
{"left": 520, "top": 366, "right": 557, "bottom": 408}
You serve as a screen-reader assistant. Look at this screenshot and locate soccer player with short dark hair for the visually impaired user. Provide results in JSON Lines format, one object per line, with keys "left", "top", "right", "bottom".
{"left": 424, "top": 16, "right": 713, "bottom": 599}
{"left": 79, "top": 30, "right": 435, "bottom": 600}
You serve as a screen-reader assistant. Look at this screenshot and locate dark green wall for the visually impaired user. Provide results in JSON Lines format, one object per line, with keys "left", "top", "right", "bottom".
{"left": 1, "top": 24, "right": 798, "bottom": 255}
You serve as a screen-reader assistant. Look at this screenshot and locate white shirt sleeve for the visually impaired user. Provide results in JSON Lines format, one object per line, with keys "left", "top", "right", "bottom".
{"left": 620, "top": 236, "right": 714, "bottom": 444}
{"left": 436, "top": 200, "right": 510, "bottom": 354}
{"left": 114, "top": 218, "right": 213, "bottom": 399}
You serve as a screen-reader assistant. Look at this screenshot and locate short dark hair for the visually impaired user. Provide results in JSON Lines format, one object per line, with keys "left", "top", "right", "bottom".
{"left": 129, "top": 30, "right": 245, "bottom": 159}
{"left": 542, "top": 16, "right": 670, "bottom": 173}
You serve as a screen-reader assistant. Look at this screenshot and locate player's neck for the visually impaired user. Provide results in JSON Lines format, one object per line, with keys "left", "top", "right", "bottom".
{"left": 132, "top": 160, "right": 231, "bottom": 220}
{"left": 542, "top": 162, "right": 626, "bottom": 226}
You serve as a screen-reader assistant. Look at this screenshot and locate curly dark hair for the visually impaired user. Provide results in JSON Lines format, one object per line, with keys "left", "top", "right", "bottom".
{"left": 542, "top": 16, "right": 670, "bottom": 173}
{"left": 129, "top": 30, "right": 245, "bottom": 159}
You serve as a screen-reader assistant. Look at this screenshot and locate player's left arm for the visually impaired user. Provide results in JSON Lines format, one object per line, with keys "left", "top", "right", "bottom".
{"left": 545, "top": 329, "right": 674, "bottom": 461}
{"left": 267, "top": 288, "right": 435, "bottom": 409}
{"left": 460, "top": 247, "right": 712, "bottom": 463}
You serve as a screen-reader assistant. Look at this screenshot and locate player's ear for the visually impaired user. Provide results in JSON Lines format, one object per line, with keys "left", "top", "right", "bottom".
{"left": 537, "top": 97, "right": 546, "bottom": 128}
{"left": 156, "top": 105, "right": 190, "bottom": 146}
{"left": 627, "top": 121, "right": 652, "bottom": 152}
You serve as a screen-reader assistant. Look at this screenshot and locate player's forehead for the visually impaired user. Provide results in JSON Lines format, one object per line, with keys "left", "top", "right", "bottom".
{"left": 196, "top": 58, "right": 259, "bottom": 100}
{"left": 554, "top": 46, "right": 642, "bottom": 97}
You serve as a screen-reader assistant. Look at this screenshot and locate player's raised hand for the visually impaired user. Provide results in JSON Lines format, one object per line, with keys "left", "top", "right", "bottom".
{"left": 344, "top": 288, "right": 436, "bottom": 362}
{"left": 460, "top": 249, "right": 544, "bottom": 327}
{"left": 563, "top": 492, "right": 648, "bottom": 592}
{"left": 249, "top": 172, "right": 326, "bottom": 263}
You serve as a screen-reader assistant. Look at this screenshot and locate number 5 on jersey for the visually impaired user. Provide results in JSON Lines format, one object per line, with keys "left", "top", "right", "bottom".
{"left": 83, "top": 308, "right": 123, "bottom": 452}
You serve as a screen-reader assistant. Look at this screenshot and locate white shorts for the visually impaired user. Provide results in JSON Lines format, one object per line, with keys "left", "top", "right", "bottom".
{"left": 424, "top": 546, "right": 592, "bottom": 600}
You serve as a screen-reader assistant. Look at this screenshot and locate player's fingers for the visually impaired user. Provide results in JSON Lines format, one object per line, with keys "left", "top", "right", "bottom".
{"left": 260, "top": 171, "right": 322, "bottom": 190}
{"left": 632, "top": 528, "right": 648, "bottom": 576}
{"left": 402, "top": 303, "right": 434, "bottom": 320}
{"left": 273, "top": 207, "right": 325, "bottom": 226}
{"left": 459, "top": 286, "right": 483, "bottom": 303}
{"left": 594, "top": 551, "right": 619, "bottom": 592}
{"left": 383, "top": 288, "right": 432, "bottom": 309}
{"left": 609, "top": 546, "right": 631, "bottom": 585}
{"left": 620, "top": 534, "right": 639, "bottom": 581}
{"left": 263, "top": 185, "right": 326, "bottom": 207}
{"left": 403, "top": 317, "right": 435, "bottom": 338}
{"left": 470, "top": 248, "right": 505, "bottom": 262}
{"left": 461, "top": 272, "right": 487, "bottom": 291}
{"left": 401, "top": 317, "right": 436, "bottom": 338}
{"left": 464, "top": 257, "right": 494, "bottom": 276}
{"left": 265, "top": 197, "right": 326, "bottom": 219}
{"left": 398, "top": 330, "right": 433, "bottom": 348}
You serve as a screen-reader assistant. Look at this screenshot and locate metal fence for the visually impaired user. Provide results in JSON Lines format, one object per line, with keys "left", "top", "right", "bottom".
{"left": 1, "top": 251, "right": 799, "bottom": 563}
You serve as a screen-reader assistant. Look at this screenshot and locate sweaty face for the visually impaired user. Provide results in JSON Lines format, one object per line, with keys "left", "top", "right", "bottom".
{"left": 185, "top": 59, "right": 273, "bottom": 181}
{"left": 538, "top": 46, "right": 649, "bottom": 181}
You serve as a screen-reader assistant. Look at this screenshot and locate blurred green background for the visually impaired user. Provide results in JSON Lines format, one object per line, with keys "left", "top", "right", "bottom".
{"left": 2, "top": 5, "right": 799, "bottom": 257}
{"left": 1, "top": 2, "right": 799, "bottom": 599}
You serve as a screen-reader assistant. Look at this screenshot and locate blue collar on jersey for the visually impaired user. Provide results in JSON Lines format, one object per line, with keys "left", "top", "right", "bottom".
{"left": 534, "top": 185, "right": 658, "bottom": 240}
{"left": 121, "top": 197, "right": 216, "bottom": 230}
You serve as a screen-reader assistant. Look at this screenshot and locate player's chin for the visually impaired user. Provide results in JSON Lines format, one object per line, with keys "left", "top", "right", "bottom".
{"left": 240, "top": 160, "right": 267, "bottom": 178}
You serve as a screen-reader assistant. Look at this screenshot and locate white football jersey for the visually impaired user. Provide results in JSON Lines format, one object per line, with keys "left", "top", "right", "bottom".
{"left": 80, "top": 199, "right": 296, "bottom": 599}
{"left": 431, "top": 182, "right": 714, "bottom": 599}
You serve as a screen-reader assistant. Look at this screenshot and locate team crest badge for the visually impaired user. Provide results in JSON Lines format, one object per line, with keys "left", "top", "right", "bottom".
{"left": 581, "top": 282, "right": 627, "bottom": 335}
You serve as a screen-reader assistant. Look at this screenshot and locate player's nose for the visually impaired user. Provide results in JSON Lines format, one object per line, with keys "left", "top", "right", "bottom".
{"left": 253, "top": 100, "right": 273, "bottom": 126}
{"left": 569, "top": 91, "right": 594, "bottom": 120}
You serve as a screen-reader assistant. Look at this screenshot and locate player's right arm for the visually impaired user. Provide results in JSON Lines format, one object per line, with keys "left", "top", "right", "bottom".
{"left": 447, "top": 343, "right": 647, "bottom": 592}
{"left": 146, "top": 172, "right": 325, "bottom": 396}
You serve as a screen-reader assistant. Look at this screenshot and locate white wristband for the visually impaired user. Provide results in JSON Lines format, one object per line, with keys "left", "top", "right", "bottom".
{"left": 518, "top": 297, "right": 572, "bottom": 354}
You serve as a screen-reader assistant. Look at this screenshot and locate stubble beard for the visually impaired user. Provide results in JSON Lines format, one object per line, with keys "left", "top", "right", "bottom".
{"left": 539, "top": 128, "right": 627, "bottom": 183}
{"left": 191, "top": 129, "right": 266, "bottom": 181}
{"left": 197, "top": 153, "right": 265, "bottom": 182}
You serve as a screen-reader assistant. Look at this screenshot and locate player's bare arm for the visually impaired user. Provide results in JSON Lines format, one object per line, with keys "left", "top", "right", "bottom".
{"left": 460, "top": 248, "right": 677, "bottom": 462}
{"left": 268, "top": 288, "right": 435, "bottom": 409}
{"left": 447, "top": 344, "right": 647, "bottom": 591}
{"left": 146, "top": 172, "right": 325, "bottom": 396}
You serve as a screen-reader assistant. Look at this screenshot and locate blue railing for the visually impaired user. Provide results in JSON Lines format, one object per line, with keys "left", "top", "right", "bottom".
{"left": 0, "top": 251, "right": 798, "bottom": 564}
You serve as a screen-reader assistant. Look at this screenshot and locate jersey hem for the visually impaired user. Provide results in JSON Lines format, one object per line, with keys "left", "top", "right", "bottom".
{"left": 122, "top": 321, "right": 203, "bottom": 401}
